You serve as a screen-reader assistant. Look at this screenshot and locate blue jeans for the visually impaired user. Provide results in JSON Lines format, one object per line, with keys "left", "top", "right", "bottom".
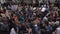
{"left": 34, "top": 26, "right": 40, "bottom": 34}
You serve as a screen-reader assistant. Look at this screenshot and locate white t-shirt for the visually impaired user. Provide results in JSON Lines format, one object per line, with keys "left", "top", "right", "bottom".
{"left": 56, "top": 27, "right": 60, "bottom": 34}
{"left": 10, "top": 28, "right": 17, "bottom": 34}
{"left": 11, "top": 5, "right": 18, "bottom": 11}
{"left": 41, "top": 7, "right": 46, "bottom": 12}
{"left": 43, "top": 17, "right": 48, "bottom": 20}
{"left": 35, "top": 24, "right": 37, "bottom": 27}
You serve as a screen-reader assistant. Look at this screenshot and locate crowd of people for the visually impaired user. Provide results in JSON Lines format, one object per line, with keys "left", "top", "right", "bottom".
{"left": 0, "top": 0, "right": 60, "bottom": 34}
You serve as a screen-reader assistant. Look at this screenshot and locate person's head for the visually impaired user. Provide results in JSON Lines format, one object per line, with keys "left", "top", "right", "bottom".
{"left": 2, "top": 9, "right": 6, "bottom": 14}
{"left": 13, "top": 14, "right": 18, "bottom": 21}
{"left": 33, "top": 17, "right": 41, "bottom": 25}
{"left": 50, "top": 3, "right": 54, "bottom": 7}
{"left": 44, "top": 20, "right": 49, "bottom": 26}
{"left": 50, "top": 12, "right": 57, "bottom": 18}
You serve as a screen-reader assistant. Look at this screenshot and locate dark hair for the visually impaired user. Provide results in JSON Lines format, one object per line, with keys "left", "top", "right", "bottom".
{"left": 2, "top": 9, "right": 6, "bottom": 14}
{"left": 44, "top": 20, "right": 49, "bottom": 26}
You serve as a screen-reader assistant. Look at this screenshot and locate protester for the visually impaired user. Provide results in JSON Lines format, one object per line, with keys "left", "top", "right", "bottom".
{"left": 0, "top": 0, "right": 60, "bottom": 34}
